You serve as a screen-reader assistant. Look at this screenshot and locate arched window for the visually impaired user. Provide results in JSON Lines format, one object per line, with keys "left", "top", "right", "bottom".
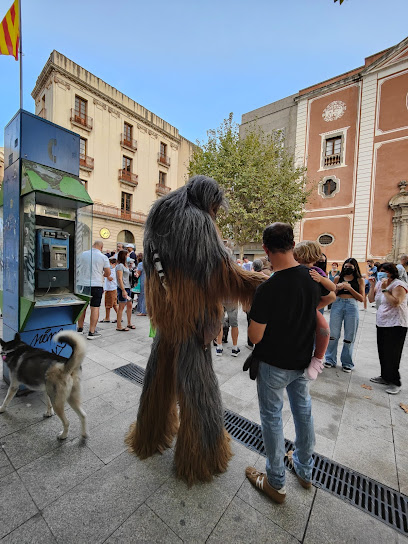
{"left": 117, "top": 230, "right": 135, "bottom": 244}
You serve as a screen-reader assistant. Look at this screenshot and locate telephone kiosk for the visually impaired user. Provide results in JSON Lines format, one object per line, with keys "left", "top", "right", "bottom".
{"left": 1, "top": 110, "right": 94, "bottom": 386}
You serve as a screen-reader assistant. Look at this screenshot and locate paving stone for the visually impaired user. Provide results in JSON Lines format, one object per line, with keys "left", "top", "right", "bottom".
{"left": 309, "top": 374, "right": 348, "bottom": 407}
{"left": 83, "top": 345, "right": 130, "bottom": 370}
{"left": 80, "top": 371, "right": 131, "bottom": 402}
{"left": 0, "top": 445, "right": 14, "bottom": 479}
{"left": 333, "top": 423, "right": 399, "bottom": 489}
{"left": 146, "top": 471, "right": 234, "bottom": 542}
{"left": 105, "top": 503, "right": 182, "bottom": 544}
{"left": 1, "top": 513, "right": 56, "bottom": 543}
{"left": 304, "top": 488, "right": 408, "bottom": 543}
{"left": 0, "top": 396, "right": 51, "bottom": 438}
{"left": 396, "top": 452, "right": 408, "bottom": 496}
{"left": 208, "top": 496, "right": 299, "bottom": 544}
{"left": 211, "top": 440, "right": 259, "bottom": 496}
{"left": 221, "top": 390, "right": 251, "bottom": 415}
{"left": 115, "top": 350, "right": 149, "bottom": 367}
{"left": 86, "top": 406, "right": 138, "bottom": 464}
{"left": 18, "top": 439, "right": 103, "bottom": 509}
{"left": 100, "top": 381, "right": 142, "bottom": 413}
{"left": 42, "top": 450, "right": 172, "bottom": 544}
{"left": 220, "top": 373, "right": 258, "bottom": 403}
{"left": 237, "top": 456, "right": 315, "bottom": 541}
{"left": 80, "top": 357, "right": 110, "bottom": 380}
{"left": 340, "top": 396, "right": 393, "bottom": 442}
{"left": 0, "top": 472, "right": 38, "bottom": 539}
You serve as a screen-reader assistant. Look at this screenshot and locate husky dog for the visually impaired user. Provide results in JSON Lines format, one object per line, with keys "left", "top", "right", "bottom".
{"left": 0, "top": 330, "right": 87, "bottom": 440}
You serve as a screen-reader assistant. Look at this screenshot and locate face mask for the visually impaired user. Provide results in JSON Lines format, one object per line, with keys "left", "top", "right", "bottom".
{"left": 377, "top": 272, "right": 388, "bottom": 281}
{"left": 343, "top": 266, "right": 354, "bottom": 274}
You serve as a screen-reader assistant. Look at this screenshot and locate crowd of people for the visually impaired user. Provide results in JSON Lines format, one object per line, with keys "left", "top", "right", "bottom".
{"left": 77, "top": 241, "right": 147, "bottom": 339}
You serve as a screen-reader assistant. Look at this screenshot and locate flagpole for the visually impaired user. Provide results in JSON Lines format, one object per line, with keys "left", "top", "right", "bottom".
{"left": 19, "top": 0, "right": 22, "bottom": 110}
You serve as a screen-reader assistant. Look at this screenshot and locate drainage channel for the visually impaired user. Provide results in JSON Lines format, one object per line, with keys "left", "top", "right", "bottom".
{"left": 114, "top": 362, "right": 408, "bottom": 537}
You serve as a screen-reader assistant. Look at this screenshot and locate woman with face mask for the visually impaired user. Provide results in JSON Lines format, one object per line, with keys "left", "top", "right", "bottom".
{"left": 367, "top": 262, "right": 408, "bottom": 394}
{"left": 324, "top": 258, "right": 365, "bottom": 372}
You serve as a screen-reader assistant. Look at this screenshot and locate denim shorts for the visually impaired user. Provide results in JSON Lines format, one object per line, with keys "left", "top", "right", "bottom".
{"left": 117, "top": 287, "right": 131, "bottom": 303}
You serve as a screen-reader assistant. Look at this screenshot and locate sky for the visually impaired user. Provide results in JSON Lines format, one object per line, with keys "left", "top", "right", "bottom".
{"left": 0, "top": 0, "right": 407, "bottom": 146}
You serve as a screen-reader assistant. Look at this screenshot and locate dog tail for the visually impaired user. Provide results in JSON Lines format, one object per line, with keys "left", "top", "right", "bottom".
{"left": 54, "top": 330, "right": 86, "bottom": 375}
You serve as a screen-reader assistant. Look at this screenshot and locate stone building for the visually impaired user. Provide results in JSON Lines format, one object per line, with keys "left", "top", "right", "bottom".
{"left": 32, "top": 51, "right": 195, "bottom": 252}
{"left": 241, "top": 36, "right": 408, "bottom": 265}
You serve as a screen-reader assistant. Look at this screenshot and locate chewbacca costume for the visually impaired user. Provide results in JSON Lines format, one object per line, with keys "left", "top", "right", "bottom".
{"left": 125, "top": 175, "right": 264, "bottom": 485}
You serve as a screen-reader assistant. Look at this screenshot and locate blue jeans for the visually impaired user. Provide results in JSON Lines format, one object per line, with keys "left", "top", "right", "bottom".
{"left": 325, "top": 298, "right": 359, "bottom": 369}
{"left": 257, "top": 362, "right": 315, "bottom": 489}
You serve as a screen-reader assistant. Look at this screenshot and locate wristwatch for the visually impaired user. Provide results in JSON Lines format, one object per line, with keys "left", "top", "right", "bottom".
{"left": 381, "top": 289, "right": 388, "bottom": 293}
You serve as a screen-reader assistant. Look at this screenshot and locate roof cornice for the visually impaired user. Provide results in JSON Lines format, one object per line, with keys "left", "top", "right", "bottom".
{"left": 295, "top": 73, "right": 361, "bottom": 103}
{"left": 32, "top": 55, "right": 182, "bottom": 144}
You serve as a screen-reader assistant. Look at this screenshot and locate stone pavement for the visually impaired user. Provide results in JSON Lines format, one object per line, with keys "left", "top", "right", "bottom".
{"left": 0, "top": 306, "right": 407, "bottom": 543}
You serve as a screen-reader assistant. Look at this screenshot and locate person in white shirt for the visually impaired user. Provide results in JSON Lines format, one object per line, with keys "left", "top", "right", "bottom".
{"left": 77, "top": 240, "right": 111, "bottom": 339}
{"left": 101, "top": 256, "right": 119, "bottom": 323}
{"left": 242, "top": 257, "right": 253, "bottom": 271}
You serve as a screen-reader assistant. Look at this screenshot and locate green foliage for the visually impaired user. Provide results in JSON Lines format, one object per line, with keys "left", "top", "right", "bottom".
{"left": 334, "top": 0, "right": 345, "bottom": 4}
{"left": 188, "top": 114, "right": 308, "bottom": 250}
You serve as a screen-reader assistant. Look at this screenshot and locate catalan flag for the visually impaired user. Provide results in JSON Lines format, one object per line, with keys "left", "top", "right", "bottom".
{"left": 0, "top": 0, "right": 19, "bottom": 60}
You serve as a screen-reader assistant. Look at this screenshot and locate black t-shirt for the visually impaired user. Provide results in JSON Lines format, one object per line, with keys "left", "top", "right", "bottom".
{"left": 249, "top": 265, "right": 329, "bottom": 370}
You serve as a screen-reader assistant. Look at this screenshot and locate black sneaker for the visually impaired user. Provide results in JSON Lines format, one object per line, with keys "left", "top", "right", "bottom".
{"left": 87, "top": 331, "right": 102, "bottom": 340}
{"left": 231, "top": 348, "right": 241, "bottom": 357}
{"left": 77, "top": 327, "right": 83, "bottom": 333}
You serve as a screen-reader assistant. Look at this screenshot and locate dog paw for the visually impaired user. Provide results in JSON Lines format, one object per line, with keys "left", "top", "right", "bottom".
{"left": 57, "top": 431, "right": 68, "bottom": 440}
{"left": 0, "top": 406, "right": 6, "bottom": 414}
{"left": 81, "top": 432, "right": 89, "bottom": 439}
{"left": 43, "top": 411, "right": 54, "bottom": 418}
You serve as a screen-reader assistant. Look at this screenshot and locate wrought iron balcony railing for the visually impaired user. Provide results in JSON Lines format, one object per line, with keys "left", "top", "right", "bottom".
{"left": 121, "top": 134, "right": 137, "bottom": 151}
{"left": 79, "top": 154, "right": 94, "bottom": 170}
{"left": 70, "top": 108, "right": 93, "bottom": 131}
{"left": 118, "top": 169, "right": 138, "bottom": 186}
{"left": 157, "top": 152, "right": 170, "bottom": 167}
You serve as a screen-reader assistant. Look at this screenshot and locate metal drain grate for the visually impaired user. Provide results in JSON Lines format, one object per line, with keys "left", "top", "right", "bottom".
{"left": 114, "top": 363, "right": 145, "bottom": 385}
{"left": 114, "top": 362, "right": 408, "bottom": 537}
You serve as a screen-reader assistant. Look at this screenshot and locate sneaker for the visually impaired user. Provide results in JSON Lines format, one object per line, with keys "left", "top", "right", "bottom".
{"left": 323, "top": 362, "right": 333, "bottom": 368}
{"left": 286, "top": 451, "right": 312, "bottom": 489}
{"left": 342, "top": 367, "right": 352, "bottom": 373}
{"left": 245, "top": 344, "right": 254, "bottom": 351}
{"left": 77, "top": 327, "right": 83, "bottom": 333}
{"left": 87, "top": 331, "right": 102, "bottom": 340}
{"left": 386, "top": 385, "right": 401, "bottom": 395}
{"left": 370, "top": 376, "right": 389, "bottom": 385}
{"left": 216, "top": 347, "right": 223, "bottom": 356}
{"left": 231, "top": 348, "right": 241, "bottom": 357}
{"left": 245, "top": 467, "right": 286, "bottom": 504}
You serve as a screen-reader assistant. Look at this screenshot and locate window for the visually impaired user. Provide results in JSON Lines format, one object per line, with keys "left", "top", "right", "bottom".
{"left": 324, "top": 136, "right": 342, "bottom": 167}
{"left": 322, "top": 178, "right": 337, "bottom": 196}
{"left": 124, "top": 122, "right": 132, "bottom": 144}
{"left": 121, "top": 192, "right": 132, "bottom": 214}
{"left": 80, "top": 138, "right": 87, "bottom": 157}
{"left": 122, "top": 156, "right": 132, "bottom": 172}
{"left": 160, "top": 142, "right": 167, "bottom": 157}
{"left": 318, "top": 234, "right": 334, "bottom": 246}
{"left": 80, "top": 179, "right": 88, "bottom": 191}
{"left": 159, "top": 171, "right": 167, "bottom": 186}
{"left": 75, "top": 95, "right": 87, "bottom": 121}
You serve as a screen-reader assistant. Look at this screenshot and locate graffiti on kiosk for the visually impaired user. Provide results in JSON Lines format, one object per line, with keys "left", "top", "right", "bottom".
{"left": 31, "top": 328, "right": 66, "bottom": 355}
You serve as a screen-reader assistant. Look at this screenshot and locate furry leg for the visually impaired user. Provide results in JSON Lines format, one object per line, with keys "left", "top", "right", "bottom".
{"left": 43, "top": 394, "right": 55, "bottom": 418}
{"left": 175, "top": 337, "right": 232, "bottom": 485}
{"left": 52, "top": 400, "right": 70, "bottom": 440}
{"left": 0, "top": 382, "right": 19, "bottom": 413}
{"left": 67, "top": 384, "right": 88, "bottom": 438}
{"left": 125, "top": 333, "right": 179, "bottom": 458}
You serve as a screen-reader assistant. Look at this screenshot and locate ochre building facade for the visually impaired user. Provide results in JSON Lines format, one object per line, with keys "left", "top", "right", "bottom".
{"left": 241, "top": 36, "right": 408, "bottom": 265}
{"left": 32, "top": 51, "right": 195, "bottom": 252}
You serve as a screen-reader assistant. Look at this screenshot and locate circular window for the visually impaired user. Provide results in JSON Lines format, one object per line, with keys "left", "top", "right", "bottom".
{"left": 318, "top": 234, "right": 334, "bottom": 246}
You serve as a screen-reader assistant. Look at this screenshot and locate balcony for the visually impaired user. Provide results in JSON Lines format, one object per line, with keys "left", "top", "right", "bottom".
{"left": 120, "top": 134, "right": 137, "bottom": 152}
{"left": 156, "top": 183, "right": 171, "bottom": 196}
{"left": 93, "top": 203, "right": 146, "bottom": 225}
{"left": 38, "top": 108, "right": 46, "bottom": 119}
{"left": 70, "top": 108, "right": 93, "bottom": 131}
{"left": 79, "top": 154, "right": 94, "bottom": 171}
{"left": 324, "top": 154, "right": 341, "bottom": 167}
{"left": 118, "top": 169, "right": 138, "bottom": 187}
{"left": 157, "top": 152, "right": 170, "bottom": 167}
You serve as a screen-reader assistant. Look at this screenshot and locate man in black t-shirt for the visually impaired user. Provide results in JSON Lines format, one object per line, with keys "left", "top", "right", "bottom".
{"left": 245, "top": 223, "right": 335, "bottom": 504}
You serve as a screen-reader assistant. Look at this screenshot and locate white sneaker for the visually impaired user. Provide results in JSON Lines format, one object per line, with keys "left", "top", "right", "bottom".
{"left": 216, "top": 347, "right": 223, "bottom": 357}
{"left": 386, "top": 385, "right": 401, "bottom": 395}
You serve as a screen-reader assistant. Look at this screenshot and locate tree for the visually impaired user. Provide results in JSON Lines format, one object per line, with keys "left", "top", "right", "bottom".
{"left": 334, "top": 0, "right": 345, "bottom": 4}
{"left": 188, "top": 114, "right": 308, "bottom": 256}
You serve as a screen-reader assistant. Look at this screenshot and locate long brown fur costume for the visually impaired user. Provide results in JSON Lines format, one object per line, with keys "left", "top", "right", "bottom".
{"left": 125, "top": 175, "right": 264, "bottom": 485}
